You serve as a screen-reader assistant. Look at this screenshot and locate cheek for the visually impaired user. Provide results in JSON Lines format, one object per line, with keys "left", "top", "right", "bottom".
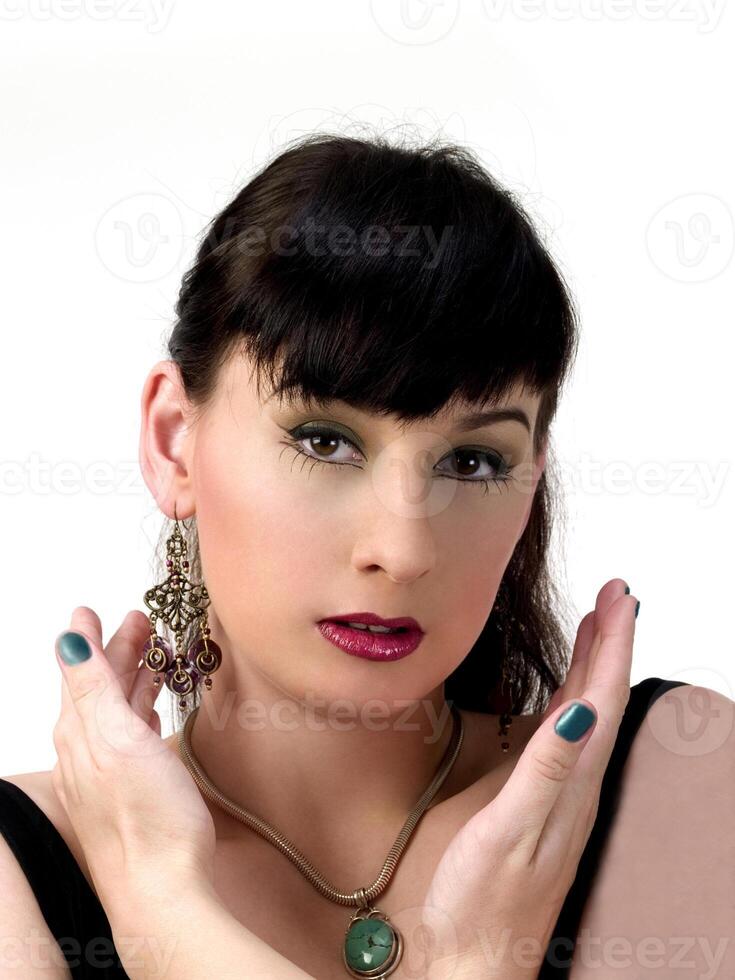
{"left": 438, "top": 490, "right": 530, "bottom": 636}
{"left": 191, "top": 435, "right": 338, "bottom": 627}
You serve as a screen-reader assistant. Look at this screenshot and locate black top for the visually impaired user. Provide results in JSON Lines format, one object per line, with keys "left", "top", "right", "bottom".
{"left": 0, "top": 676, "right": 688, "bottom": 979}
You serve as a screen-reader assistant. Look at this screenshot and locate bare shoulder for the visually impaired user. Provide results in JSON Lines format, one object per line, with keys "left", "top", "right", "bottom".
{"left": 1, "top": 771, "right": 76, "bottom": 852}
{"left": 0, "top": 771, "right": 95, "bottom": 892}
{"left": 0, "top": 772, "right": 73, "bottom": 977}
{"left": 1, "top": 770, "right": 59, "bottom": 810}
{"left": 568, "top": 684, "right": 735, "bottom": 978}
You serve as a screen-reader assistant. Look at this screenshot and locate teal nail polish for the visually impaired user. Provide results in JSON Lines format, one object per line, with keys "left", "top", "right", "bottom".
{"left": 624, "top": 585, "right": 630, "bottom": 594}
{"left": 634, "top": 600, "right": 640, "bottom": 618}
{"left": 555, "top": 702, "right": 596, "bottom": 742}
{"left": 57, "top": 631, "right": 91, "bottom": 666}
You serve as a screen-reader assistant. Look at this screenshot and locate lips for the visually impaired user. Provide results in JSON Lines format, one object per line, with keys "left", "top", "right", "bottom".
{"left": 317, "top": 611, "right": 424, "bottom": 632}
{"left": 315, "top": 619, "right": 424, "bottom": 661}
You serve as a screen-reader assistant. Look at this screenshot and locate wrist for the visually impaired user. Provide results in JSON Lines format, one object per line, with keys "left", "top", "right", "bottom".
{"left": 431, "top": 948, "right": 543, "bottom": 980}
{"left": 103, "top": 866, "right": 218, "bottom": 938}
{"left": 103, "top": 872, "right": 224, "bottom": 980}
{"left": 433, "top": 963, "right": 539, "bottom": 980}
{"left": 103, "top": 873, "right": 315, "bottom": 980}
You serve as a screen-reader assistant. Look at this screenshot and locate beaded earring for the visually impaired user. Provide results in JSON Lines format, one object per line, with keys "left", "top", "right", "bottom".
{"left": 494, "top": 580, "right": 525, "bottom": 753}
{"left": 141, "top": 505, "right": 222, "bottom": 710}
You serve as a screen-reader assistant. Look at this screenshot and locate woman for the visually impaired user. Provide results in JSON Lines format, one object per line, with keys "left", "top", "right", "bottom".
{"left": 0, "top": 133, "right": 731, "bottom": 980}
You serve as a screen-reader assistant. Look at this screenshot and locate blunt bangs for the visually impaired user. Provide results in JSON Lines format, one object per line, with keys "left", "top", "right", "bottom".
{"left": 174, "top": 134, "right": 578, "bottom": 443}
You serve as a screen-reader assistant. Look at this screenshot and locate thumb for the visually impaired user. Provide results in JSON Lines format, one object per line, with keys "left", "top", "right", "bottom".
{"left": 55, "top": 629, "right": 116, "bottom": 717}
{"left": 490, "top": 699, "right": 597, "bottom": 854}
{"left": 55, "top": 628, "right": 140, "bottom": 756}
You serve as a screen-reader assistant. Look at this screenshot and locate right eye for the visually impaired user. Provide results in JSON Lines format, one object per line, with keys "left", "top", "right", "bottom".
{"left": 283, "top": 425, "right": 364, "bottom": 467}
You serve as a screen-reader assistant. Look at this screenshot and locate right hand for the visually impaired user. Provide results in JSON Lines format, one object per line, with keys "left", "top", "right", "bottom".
{"left": 50, "top": 607, "right": 219, "bottom": 912}
{"left": 422, "top": 578, "right": 637, "bottom": 979}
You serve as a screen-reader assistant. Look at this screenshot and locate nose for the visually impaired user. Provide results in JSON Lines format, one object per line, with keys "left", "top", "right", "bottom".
{"left": 348, "top": 440, "right": 453, "bottom": 584}
{"left": 350, "top": 510, "right": 437, "bottom": 584}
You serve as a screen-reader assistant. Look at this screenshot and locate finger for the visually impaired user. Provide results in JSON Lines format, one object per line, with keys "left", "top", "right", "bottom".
{"left": 583, "top": 578, "right": 630, "bottom": 682}
{"left": 104, "top": 609, "right": 154, "bottom": 700}
{"left": 477, "top": 695, "right": 598, "bottom": 860}
{"left": 70, "top": 607, "right": 103, "bottom": 648}
{"left": 577, "top": 591, "right": 637, "bottom": 751}
{"left": 99, "top": 609, "right": 163, "bottom": 724}
{"left": 112, "top": 609, "right": 168, "bottom": 724}
{"left": 56, "top": 607, "right": 104, "bottom": 733}
{"left": 544, "top": 578, "right": 630, "bottom": 718}
{"left": 53, "top": 610, "right": 106, "bottom": 809}
{"left": 129, "top": 662, "right": 166, "bottom": 725}
{"left": 542, "top": 610, "right": 596, "bottom": 720}
{"left": 54, "top": 623, "right": 150, "bottom": 761}
{"left": 533, "top": 591, "right": 638, "bottom": 862}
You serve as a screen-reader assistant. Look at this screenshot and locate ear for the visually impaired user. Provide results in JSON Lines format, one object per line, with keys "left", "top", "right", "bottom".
{"left": 138, "top": 360, "right": 197, "bottom": 520}
{"left": 536, "top": 435, "right": 548, "bottom": 476}
{"left": 518, "top": 435, "right": 548, "bottom": 540}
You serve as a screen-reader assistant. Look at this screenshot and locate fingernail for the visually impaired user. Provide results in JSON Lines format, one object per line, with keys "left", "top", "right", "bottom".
{"left": 634, "top": 600, "right": 640, "bottom": 619}
{"left": 56, "top": 631, "right": 92, "bottom": 666}
{"left": 555, "top": 702, "right": 596, "bottom": 742}
{"left": 624, "top": 584, "right": 630, "bottom": 594}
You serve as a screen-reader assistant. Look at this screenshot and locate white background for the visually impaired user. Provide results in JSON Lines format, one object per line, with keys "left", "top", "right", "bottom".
{"left": 1, "top": 0, "right": 733, "bottom": 774}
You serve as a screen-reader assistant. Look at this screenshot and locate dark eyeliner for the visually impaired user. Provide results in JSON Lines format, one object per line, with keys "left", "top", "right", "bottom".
{"left": 280, "top": 423, "right": 516, "bottom": 493}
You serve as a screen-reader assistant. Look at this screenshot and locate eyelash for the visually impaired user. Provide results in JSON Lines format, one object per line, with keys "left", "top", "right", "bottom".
{"left": 280, "top": 424, "right": 515, "bottom": 495}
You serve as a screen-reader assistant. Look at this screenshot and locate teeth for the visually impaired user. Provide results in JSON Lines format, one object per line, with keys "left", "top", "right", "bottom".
{"left": 345, "top": 622, "right": 399, "bottom": 634}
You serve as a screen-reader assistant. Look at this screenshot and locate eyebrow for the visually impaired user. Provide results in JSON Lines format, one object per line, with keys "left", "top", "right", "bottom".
{"left": 451, "top": 408, "right": 532, "bottom": 435}
{"left": 270, "top": 393, "right": 532, "bottom": 435}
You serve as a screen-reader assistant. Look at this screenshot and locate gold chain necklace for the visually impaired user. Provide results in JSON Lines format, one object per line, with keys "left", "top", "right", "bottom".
{"left": 177, "top": 701, "right": 467, "bottom": 978}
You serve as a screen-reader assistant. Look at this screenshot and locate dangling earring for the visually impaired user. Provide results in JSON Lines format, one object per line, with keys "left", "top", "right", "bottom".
{"left": 498, "top": 657, "right": 513, "bottom": 753}
{"left": 494, "top": 581, "right": 519, "bottom": 753}
{"left": 141, "top": 504, "right": 222, "bottom": 710}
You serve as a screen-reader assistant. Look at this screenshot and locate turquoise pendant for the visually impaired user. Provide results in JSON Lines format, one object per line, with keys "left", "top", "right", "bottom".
{"left": 342, "top": 905, "right": 403, "bottom": 978}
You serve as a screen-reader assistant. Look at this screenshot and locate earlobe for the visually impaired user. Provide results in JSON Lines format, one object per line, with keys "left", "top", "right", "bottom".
{"left": 537, "top": 434, "right": 548, "bottom": 475}
{"left": 138, "top": 360, "right": 196, "bottom": 519}
{"left": 518, "top": 438, "right": 548, "bottom": 539}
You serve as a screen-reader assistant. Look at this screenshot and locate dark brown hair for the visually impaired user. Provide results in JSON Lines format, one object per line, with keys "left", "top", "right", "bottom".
{"left": 156, "top": 130, "right": 580, "bottom": 719}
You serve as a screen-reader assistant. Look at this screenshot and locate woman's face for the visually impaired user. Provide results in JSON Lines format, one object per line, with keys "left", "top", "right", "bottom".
{"left": 151, "top": 354, "right": 546, "bottom": 713}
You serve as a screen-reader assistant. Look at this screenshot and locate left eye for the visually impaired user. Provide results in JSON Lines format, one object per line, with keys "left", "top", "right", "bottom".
{"left": 283, "top": 425, "right": 513, "bottom": 486}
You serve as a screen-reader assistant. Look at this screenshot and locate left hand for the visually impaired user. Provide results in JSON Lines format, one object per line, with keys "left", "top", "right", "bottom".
{"left": 422, "top": 579, "right": 636, "bottom": 978}
{"left": 51, "top": 606, "right": 217, "bottom": 913}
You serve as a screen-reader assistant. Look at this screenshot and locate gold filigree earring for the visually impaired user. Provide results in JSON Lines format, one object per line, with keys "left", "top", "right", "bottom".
{"left": 141, "top": 505, "right": 222, "bottom": 710}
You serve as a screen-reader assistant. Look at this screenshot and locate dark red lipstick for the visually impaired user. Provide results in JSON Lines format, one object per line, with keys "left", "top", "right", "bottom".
{"left": 316, "top": 612, "right": 425, "bottom": 661}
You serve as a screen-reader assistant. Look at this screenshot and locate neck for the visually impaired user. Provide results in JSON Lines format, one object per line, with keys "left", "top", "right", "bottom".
{"left": 174, "top": 614, "right": 465, "bottom": 868}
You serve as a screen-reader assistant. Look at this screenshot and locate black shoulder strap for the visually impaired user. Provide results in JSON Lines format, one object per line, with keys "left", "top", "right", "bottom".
{"left": 0, "top": 777, "right": 128, "bottom": 977}
{"left": 538, "top": 677, "right": 689, "bottom": 977}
